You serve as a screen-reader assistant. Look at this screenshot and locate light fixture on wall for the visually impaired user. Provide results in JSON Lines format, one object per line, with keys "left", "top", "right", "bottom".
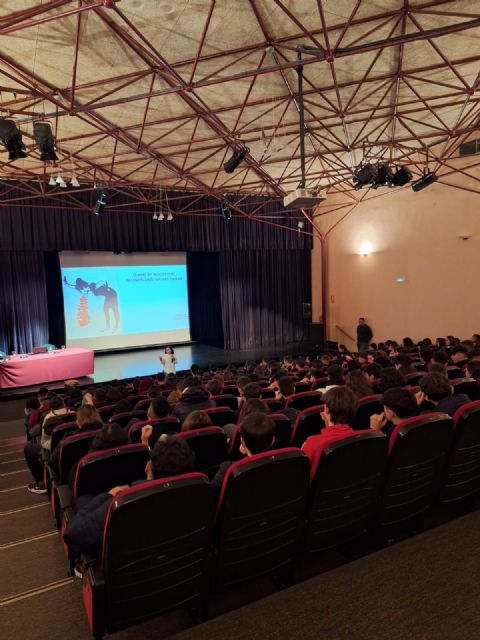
{"left": 359, "top": 241, "right": 373, "bottom": 256}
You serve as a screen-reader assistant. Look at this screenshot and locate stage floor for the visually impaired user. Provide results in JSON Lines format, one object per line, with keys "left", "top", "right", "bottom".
{"left": 0, "top": 342, "right": 302, "bottom": 397}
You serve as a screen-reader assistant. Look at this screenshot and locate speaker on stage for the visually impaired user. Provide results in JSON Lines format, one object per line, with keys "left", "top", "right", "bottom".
{"left": 309, "top": 323, "right": 324, "bottom": 350}
{"left": 302, "top": 302, "right": 312, "bottom": 321}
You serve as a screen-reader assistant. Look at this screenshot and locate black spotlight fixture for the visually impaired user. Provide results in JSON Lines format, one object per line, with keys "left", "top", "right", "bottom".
{"left": 220, "top": 200, "right": 232, "bottom": 221}
{"left": 33, "top": 121, "right": 58, "bottom": 161}
{"left": 223, "top": 145, "right": 249, "bottom": 173}
{"left": 92, "top": 189, "right": 108, "bottom": 216}
{"left": 0, "top": 118, "right": 27, "bottom": 160}
{"left": 376, "top": 163, "right": 395, "bottom": 187}
{"left": 411, "top": 170, "right": 438, "bottom": 192}
{"left": 392, "top": 165, "right": 413, "bottom": 187}
{"left": 352, "top": 163, "right": 378, "bottom": 190}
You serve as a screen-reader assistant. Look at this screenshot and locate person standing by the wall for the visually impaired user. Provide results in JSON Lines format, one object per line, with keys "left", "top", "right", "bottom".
{"left": 357, "top": 317, "right": 373, "bottom": 353}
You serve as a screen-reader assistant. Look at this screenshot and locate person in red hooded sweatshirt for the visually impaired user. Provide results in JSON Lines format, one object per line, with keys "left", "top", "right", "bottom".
{"left": 302, "top": 386, "right": 359, "bottom": 481}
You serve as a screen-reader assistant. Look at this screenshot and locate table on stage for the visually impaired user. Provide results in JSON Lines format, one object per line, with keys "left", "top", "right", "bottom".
{"left": 0, "top": 348, "right": 94, "bottom": 389}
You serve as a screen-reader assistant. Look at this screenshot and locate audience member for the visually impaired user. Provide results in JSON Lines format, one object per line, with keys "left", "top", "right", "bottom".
{"left": 345, "top": 370, "right": 373, "bottom": 398}
{"left": 450, "top": 344, "right": 470, "bottom": 370}
{"left": 363, "top": 362, "right": 382, "bottom": 386}
{"left": 417, "top": 372, "right": 470, "bottom": 417}
{"left": 172, "top": 376, "right": 215, "bottom": 422}
{"left": 370, "top": 387, "right": 418, "bottom": 437}
{"left": 378, "top": 367, "right": 406, "bottom": 392}
{"left": 181, "top": 410, "right": 213, "bottom": 432}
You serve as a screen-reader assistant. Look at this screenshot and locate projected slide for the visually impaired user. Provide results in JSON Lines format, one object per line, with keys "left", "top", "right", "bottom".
{"left": 60, "top": 252, "right": 191, "bottom": 350}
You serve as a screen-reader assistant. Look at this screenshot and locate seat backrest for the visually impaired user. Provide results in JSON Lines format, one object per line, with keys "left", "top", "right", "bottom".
{"left": 135, "top": 398, "right": 151, "bottom": 411}
{"left": 260, "top": 389, "right": 276, "bottom": 399}
{"left": 98, "top": 404, "right": 117, "bottom": 422}
{"left": 128, "top": 417, "right": 180, "bottom": 445}
{"left": 451, "top": 379, "right": 478, "bottom": 400}
{"left": 58, "top": 430, "right": 98, "bottom": 484}
{"left": 352, "top": 395, "right": 383, "bottom": 430}
{"left": 127, "top": 394, "right": 148, "bottom": 405}
{"left": 380, "top": 412, "right": 454, "bottom": 527}
{"left": 294, "top": 382, "right": 311, "bottom": 393}
{"left": 404, "top": 372, "right": 423, "bottom": 385}
{"left": 51, "top": 422, "right": 78, "bottom": 451}
{"left": 176, "top": 427, "right": 228, "bottom": 478}
{"left": 447, "top": 366, "right": 464, "bottom": 380}
{"left": 286, "top": 391, "right": 323, "bottom": 411}
{"left": 214, "top": 449, "right": 309, "bottom": 589}
{"left": 290, "top": 405, "right": 325, "bottom": 447}
{"left": 311, "top": 378, "right": 329, "bottom": 390}
{"left": 109, "top": 410, "right": 147, "bottom": 428}
{"left": 100, "top": 474, "right": 212, "bottom": 631}
{"left": 440, "top": 401, "right": 480, "bottom": 504}
{"left": 73, "top": 444, "right": 150, "bottom": 499}
{"left": 211, "top": 395, "right": 239, "bottom": 411}
{"left": 305, "top": 432, "right": 388, "bottom": 552}
{"left": 263, "top": 399, "right": 285, "bottom": 413}
{"left": 202, "top": 406, "right": 236, "bottom": 427}
{"left": 269, "top": 414, "right": 293, "bottom": 448}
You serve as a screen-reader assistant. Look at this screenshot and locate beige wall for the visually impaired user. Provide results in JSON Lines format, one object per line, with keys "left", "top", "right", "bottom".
{"left": 311, "top": 171, "right": 480, "bottom": 347}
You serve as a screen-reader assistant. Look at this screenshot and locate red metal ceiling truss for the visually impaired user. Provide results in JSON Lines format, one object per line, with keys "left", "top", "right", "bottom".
{"left": 0, "top": 0, "right": 477, "bottom": 231}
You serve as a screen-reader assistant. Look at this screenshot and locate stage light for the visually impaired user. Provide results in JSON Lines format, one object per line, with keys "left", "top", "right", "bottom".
{"left": 223, "top": 145, "right": 249, "bottom": 173}
{"left": 48, "top": 176, "right": 56, "bottom": 186}
{"left": 220, "top": 201, "right": 232, "bottom": 221}
{"left": 376, "top": 163, "right": 395, "bottom": 187}
{"left": 167, "top": 212, "right": 173, "bottom": 221}
{"left": 92, "top": 189, "right": 107, "bottom": 215}
{"left": 55, "top": 173, "right": 63, "bottom": 184}
{"left": 411, "top": 170, "right": 438, "bottom": 192}
{"left": 33, "top": 121, "right": 58, "bottom": 161}
{"left": 70, "top": 174, "right": 80, "bottom": 187}
{"left": 59, "top": 178, "right": 67, "bottom": 188}
{"left": 352, "top": 163, "right": 377, "bottom": 190}
{"left": 392, "top": 166, "right": 412, "bottom": 187}
{"left": 159, "top": 212, "right": 165, "bottom": 221}
{"left": 152, "top": 212, "right": 158, "bottom": 220}
{"left": 359, "top": 241, "right": 373, "bottom": 256}
{"left": 0, "top": 118, "right": 27, "bottom": 160}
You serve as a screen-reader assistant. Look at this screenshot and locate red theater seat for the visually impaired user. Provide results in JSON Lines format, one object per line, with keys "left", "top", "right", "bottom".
{"left": 108, "top": 410, "right": 146, "bottom": 428}
{"left": 451, "top": 378, "right": 478, "bottom": 400}
{"left": 290, "top": 405, "right": 325, "bottom": 447}
{"left": 50, "top": 422, "right": 79, "bottom": 452}
{"left": 176, "top": 427, "right": 229, "bottom": 477}
{"left": 128, "top": 417, "right": 180, "bottom": 445}
{"left": 82, "top": 474, "right": 212, "bottom": 638}
{"left": 352, "top": 395, "right": 383, "bottom": 430}
{"left": 213, "top": 448, "right": 309, "bottom": 589}
{"left": 210, "top": 394, "right": 239, "bottom": 411}
{"left": 202, "top": 407, "right": 236, "bottom": 427}
{"left": 305, "top": 431, "right": 388, "bottom": 553}
{"left": 286, "top": 391, "right": 323, "bottom": 412}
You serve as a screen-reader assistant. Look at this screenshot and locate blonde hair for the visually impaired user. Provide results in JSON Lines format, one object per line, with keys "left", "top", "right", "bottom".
{"left": 76, "top": 404, "right": 103, "bottom": 428}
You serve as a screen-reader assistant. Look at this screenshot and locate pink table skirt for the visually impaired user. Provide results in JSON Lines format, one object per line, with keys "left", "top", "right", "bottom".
{"left": 0, "top": 348, "right": 94, "bottom": 388}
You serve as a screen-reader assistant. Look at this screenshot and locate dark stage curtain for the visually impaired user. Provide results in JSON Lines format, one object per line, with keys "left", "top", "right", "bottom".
{"left": 220, "top": 250, "right": 311, "bottom": 350}
{"left": 44, "top": 252, "right": 66, "bottom": 349}
{"left": 0, "top": 252, "right": 49, "bottom": 354}
{"left": 187, "top": 253, "right": 224, "bottom": 347}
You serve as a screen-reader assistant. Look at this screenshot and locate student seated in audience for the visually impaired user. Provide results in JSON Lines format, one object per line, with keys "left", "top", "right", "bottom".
{"left": 417, "top": 372, "right": 470, "bottom": 417}
{"left": 466, "top": 360, "right": 480, "bottom": 384}
{"left": 302, "top": 387, "right": 359, "bottom": 480}
{"left": 428, "top": 362, "right": 448, "bottom": 377}
{"left": 212, "top": 412, "right": 276, "bottom": 494}
{"left": 358, "top": 352, "right": 369, "bottom": 366}
{"left": 24, "top": 414, "right": 64, "bottom": 494}
{"left": 49, "top": 405, "right": 104, "bottom": 475}
{"left": 345, "top": 370, "right": 374, "bottom": 398}
{"left": 394, "top": 354, "right": 417, "bottom": 377}
{"left": 363, "top": 362, "right": 382, "bottom": 387}
{"left": 243, "top": 381, "right": 262, "bottom": 401}
{"left": 450, "top": 344, "right": 470, "bottom": 370}
{"left": 432, "top": 350, "right": 449, "bottom": 366}
{"left": 111, "top": 398, "right": 132, "bottom": 416}
{"left": 127, "top": 395, "right": 169, "bottom": 430}
{"left": 172, "top": 375, "right": 215, "bottom": 422}
{"left": 378, "top": 367, "right": 406, "bottom": 392}
{"left": 24, "top": 396, "right": 41, "bottom": 440}
{"left": 369, "top": 387, "right": 418, "bottom": 437}
{"left": 63, "top": 437, "right": 195, "bottom": 561}
{"left": 93, "top": 387, "right": 107, "bottom": 407}
{"left": 181, "top": 410, "right": 213, "bottom": 432}
{"left": 420, "top": 347, "right": 434, "bottom": 365}
{"left": 206, "top": 377, "right": 224, "bottom": 397}
{"left": 319, "top": 364, "right": 345, "bottom": 391}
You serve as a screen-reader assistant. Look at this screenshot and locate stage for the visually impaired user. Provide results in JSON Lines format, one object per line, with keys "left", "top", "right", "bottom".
{"left": 0, "top": 342, "right": 304, "bottom": 398}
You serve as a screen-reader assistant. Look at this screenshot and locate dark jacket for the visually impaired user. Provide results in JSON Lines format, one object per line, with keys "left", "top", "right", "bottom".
{"left": 430, "top": 393, "right": 470, "bottom": 418}
{"left": 63, "top": 492, "right": 112, "bottom": 556}
{"left": 357, "top": 324, "right": 373, "bottom": 343}
{"left": 212, "top": 461, "right": 234, "bottom": 498}
{"left": 172, "top": 386, "right": 216, "bottom": 422}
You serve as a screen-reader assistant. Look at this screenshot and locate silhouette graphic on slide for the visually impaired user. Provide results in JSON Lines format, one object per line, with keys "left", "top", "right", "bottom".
{"left": 88, "top": 281, "right": 120, "bottom": 331}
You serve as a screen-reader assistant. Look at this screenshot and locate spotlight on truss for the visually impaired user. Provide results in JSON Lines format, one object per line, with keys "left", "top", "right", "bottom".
{"left": 92, "top": 189, "right": 107, "bottom": 215}
{"left": 220, "top": 201, "right": 232, "bottom": 221}
{"left": 33, "top": 121, "right": 58, "bottom": 161}
{"left": 0, "top": 119, "right": 27, "bottom": 160}
{"left": 352, "top": 163, "right": 378, "bottom": 190}
{"left": 411, "top": 170, "right": 438, "bottom": 192}
{"left": 167, "top": 212, "right": 173, "bottom": 221}
{"left": 392, "top": 166, "right": 413, "bottom": 187}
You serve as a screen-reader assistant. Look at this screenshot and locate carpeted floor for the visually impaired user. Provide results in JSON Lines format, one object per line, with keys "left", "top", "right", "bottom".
{"left": 2, "top": 401, "right": 480, "bottom": 640}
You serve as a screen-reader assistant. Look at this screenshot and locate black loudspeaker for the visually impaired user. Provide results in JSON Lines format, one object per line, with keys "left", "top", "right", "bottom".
{"left": 302, "top": 302, "right": 312, "bottom": 321}
{"left": 309, "top": 323, "right": 324, "bottom": 349}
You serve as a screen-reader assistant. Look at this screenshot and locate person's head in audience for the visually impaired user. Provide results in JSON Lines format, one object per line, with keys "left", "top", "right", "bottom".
{"left": 420, "top": 347, "right": 434, "bottom": 364}
{"left": 436, "top": 337, "right": 447, "bottom": 348}
{"left": 206, "top": 378, "right": 223, "bottom": 396}
{"left": 358, "top": 352, "right": 369, "bottom": 366}
{"left": 181, "top": 410, "right": 213, "bottom": 432}
{"left": 165, "top": 373, "right": 177, "bottom": 387}
{"left": 374, "top": 352, "right": 391, "bottom": 368}
{"left": 243, "top": 382, "right": 262, "bottom": 400}
{"left": 310, "top": 368, "right": 324, "bottom": 382}
{"left": 240, "top": 398, "right": 270, "bottom": 419}
{"left": 432, "top": 350, "right": 449, "bottom": 366}
{"left": 346, "top": 359, "right": 361, "bottom": 372}
{"left": 49, "top": 395, "right": 66, "bottom": 412}
{"left": 326, "top": 364, "right": 344, "bottom": 386}
{"left": 427, "top": 362, "right": 448, "bottom": 377}
{"left": 363, "top": 362, "right": 382, "bottom": 386}
{"left": 105, "top": 386, "right": 122, "bottom": 405}
{"left": 190, "top": 364, "right": 200, "bottom": 376}
{"left": 38, "top": 387, "right": 50, "bottom": 404}
{"left": 147, "top": 385, "right": 161, "bottom": 399}
{"left": 282, "top": 355, "right": 293, "bottom": 369}
{"left": 90, "top": 423, "right": 128, "bottom": 451}
{"left": 113, "top": 398, "right": 132, "bottom": 415}
{"left": 320, "top": 353, "right": 331, "bottom": 367}
{"left": 295, "top": 356, "right": 306, "bottom": 371}
{"left": 236, "top": 375, "right": 250, "bottom": 397}
{"left": 472, "top": 334, "right": 480, "bottom": 347}
{"left": 402, "top": 337, "right": 415, "bottom": 348}
{"left": 394, "top": 354, "right": 416, "bottom": 376}
{"left": 155, "top": 372, "right": 166, "bottom": 386}
{"left": 378, "top": 367, "right": 406, "bottom": 392}
{"left": 43, "top": 415, "right": 63, "bottom": 437}
{"left": 148, "top": 395, "right": 169, "bottom": 421}
{"left": 253, "top": 365, "right": 265, "bottom": 379}
{"left": 466, "top": 360, "right": 480, "bottom": 382}
{"left": 451, "top": 344, "right": 470, "bottom": 366}
{"left": 223, "top": 370, "right": 234, "bottom": 382}
{"left": 367, "top": 343, "right": 377, "bottom": 353}
{"left": 322, "top": 387, "right": 358, "bottom": 427}
{"left": 93, "top": 387, "right": 107, "bottom": 405}
{"left": 276, "top": 376, "right": 295, "bottom": 400}
{"left": 239, "top": 413, "right": 276, "bottom": 456}
{"left": 345, "top": 370, "right": 373, "bottom": 398}
{"left": 377, "top": 387, "right": 418, "bottom": 427}
{"left": 147, "top": 437, "right": 195, "bottom": 480}
{"left": 76, "top": 405, "right": 103, "bottom": 430}
{"left": 25, "top": 395, "right": 40, "bottom": 416}
{"left": 419, "top": 372, "right": 452, "bottom": 403}
{"left": 182, "top": 375, "right": 202, "bottom": 392}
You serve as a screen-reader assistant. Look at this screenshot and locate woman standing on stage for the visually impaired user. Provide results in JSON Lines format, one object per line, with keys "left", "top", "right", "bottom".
{"left": 160, "top": 346, "right": 177, "bottom": 375}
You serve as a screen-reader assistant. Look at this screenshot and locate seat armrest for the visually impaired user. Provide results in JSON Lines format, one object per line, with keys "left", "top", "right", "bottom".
{"left": 57, "top": 484, "right": 74, "bottom": 511}
{"left": 83, "top": 563, "right": 106, "bottom": 638}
